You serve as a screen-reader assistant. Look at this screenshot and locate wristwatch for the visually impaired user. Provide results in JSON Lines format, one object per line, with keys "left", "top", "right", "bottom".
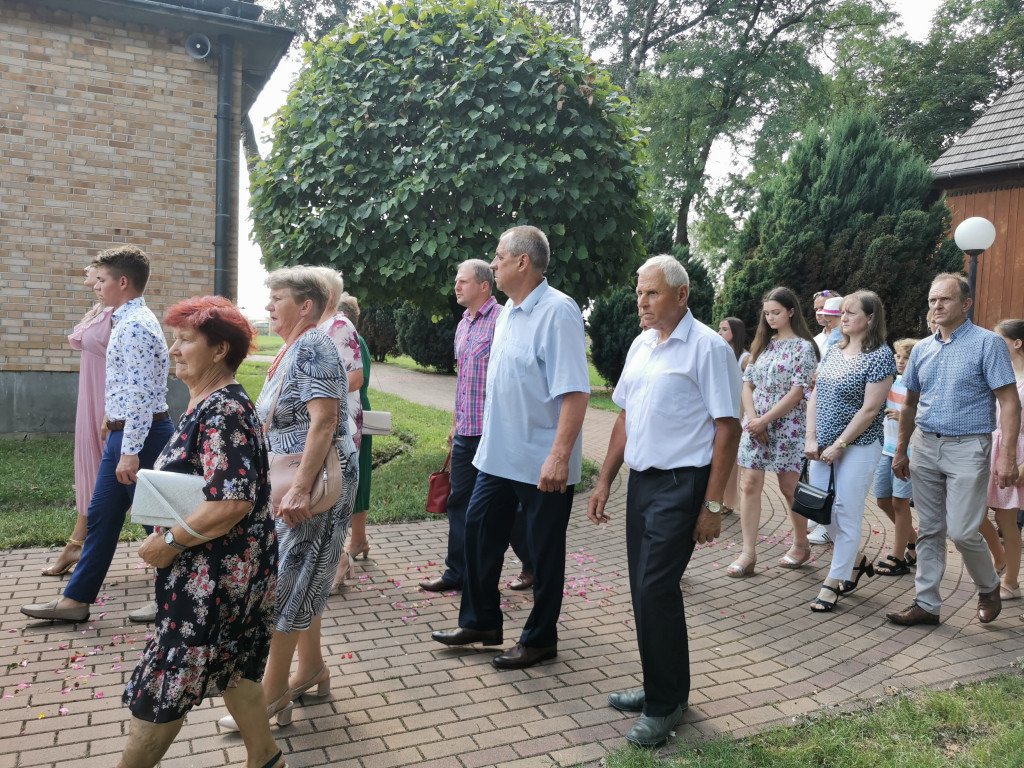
{"left": 702, "top": 500, "right": 724, "bottom": 515}
{"left": 838, "top": 441, "right": 849, "bottom": 449}
{"left": 163, "top": 529, "right": 186, "bottom": 552}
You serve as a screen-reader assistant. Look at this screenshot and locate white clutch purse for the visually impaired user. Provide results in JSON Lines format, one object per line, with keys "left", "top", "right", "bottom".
{"left": 131, "top": 469, "right": 207, "bottom": 531}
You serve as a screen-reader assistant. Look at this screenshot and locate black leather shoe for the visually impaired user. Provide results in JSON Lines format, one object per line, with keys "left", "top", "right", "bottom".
{"left": 492, "top": 642, "right": 557, "bottom": 670}
{"left": 509, "top": 572, "right": 534, "bottom": 591}
{"left": 419, "top": 576, "right": 460, "bottom": 593}
{"left": 431, "top": 627, "right": 503, "bottom": 646}
{"left": 608, "top": 688, "right": 645, "bottom": 712}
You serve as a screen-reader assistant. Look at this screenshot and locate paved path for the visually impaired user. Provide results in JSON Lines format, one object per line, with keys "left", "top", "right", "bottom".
{"left": 2, "top": 363, "right": 1022, "bottom": 767}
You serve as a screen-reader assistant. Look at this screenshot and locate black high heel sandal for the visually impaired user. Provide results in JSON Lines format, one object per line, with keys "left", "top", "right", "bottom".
{"left": 811, "top": 583, "right": 841, "bottom": 612}
{"left": 838, "top": 555, "right": 875, "bottom": 595}
{"left": 875, "top": 554, "right": 910, "bottom": 576}
{"left": 905, "top": 541, "right": 917, "bottom": 567}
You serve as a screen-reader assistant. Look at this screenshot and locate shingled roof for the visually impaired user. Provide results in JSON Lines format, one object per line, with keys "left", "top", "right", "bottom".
{"left": 930, "top": 74, "right": 1024, "bottom": 179}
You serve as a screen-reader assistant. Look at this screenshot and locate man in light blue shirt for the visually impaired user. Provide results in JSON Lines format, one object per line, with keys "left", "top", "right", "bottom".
{"left": 431, "top": 225, "right": 589, "bottom": 670}
{"left": 888, "top": 273, "right": 1020, "bottom": 627}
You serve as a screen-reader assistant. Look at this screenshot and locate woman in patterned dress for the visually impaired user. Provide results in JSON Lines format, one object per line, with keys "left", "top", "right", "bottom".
{"left": 118, "top": 296, "right": 285, "bottom": 768}
{"left": 308, "top": 267, "right": 365, "bottom": 588}
{"left": 727, "top": 287, "right": 819, "bottom": 577}
{"left": 217, "top": 267, "right": 358, "bottom": 732}
{"left": 43, "top": 261, "right": 114, "bottom": 576}
{"left": 804, "top": 291, "right": 895, "bottom": 612}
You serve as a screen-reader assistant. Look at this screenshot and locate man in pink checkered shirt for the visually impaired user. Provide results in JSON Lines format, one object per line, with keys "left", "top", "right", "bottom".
{"left": 420, "top": 260, "right": 533, "bottom": 592}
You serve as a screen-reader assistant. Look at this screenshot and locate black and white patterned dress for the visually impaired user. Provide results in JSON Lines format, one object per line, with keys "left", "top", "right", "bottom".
{"left": 256, "top": 329, "right": 358, "bottom": 632}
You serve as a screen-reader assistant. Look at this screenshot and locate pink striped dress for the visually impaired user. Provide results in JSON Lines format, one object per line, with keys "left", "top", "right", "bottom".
{"left": 68, "top": 305, "right": 113, "bottom": 516}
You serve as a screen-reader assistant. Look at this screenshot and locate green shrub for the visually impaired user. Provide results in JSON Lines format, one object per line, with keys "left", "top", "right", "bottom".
{"left": 588, "top": 286, "right": 640, "bottom": 387}
{"left": 394, "top": 303, "right": 458, "bottom": 374}
{"left": 359, "top": 302, "right": 400, "bottom": 363}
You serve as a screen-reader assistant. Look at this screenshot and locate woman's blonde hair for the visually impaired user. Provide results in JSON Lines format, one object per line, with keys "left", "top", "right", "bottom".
{"left": 892, "top": 338, "right": 918, "bottom": 357}
{"left": 307, "top": 266, "right": 345, "bottom": 311}
{"left": 265, "top": 266, "right": 330, "bottom": 318}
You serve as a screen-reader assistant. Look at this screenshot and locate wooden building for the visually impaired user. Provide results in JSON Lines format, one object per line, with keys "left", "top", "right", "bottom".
{"left": 931, "top": 76, "right": 1024, "bottom": 330}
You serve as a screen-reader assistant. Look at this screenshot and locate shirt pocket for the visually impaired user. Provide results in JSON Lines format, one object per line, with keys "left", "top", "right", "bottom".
{"left": 498, "top": 340, "right": 534, "bottom": 379}
{"left": 649, "top": 373, "right": 697, "bottom": 417}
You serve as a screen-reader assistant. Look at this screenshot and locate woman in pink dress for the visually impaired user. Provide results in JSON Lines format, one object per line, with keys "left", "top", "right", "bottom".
{"left": 980, "top": 319, "right": 1024, "bottom": 600}
{"left": 43, "top": 264, "right": 113, "bottom": 576}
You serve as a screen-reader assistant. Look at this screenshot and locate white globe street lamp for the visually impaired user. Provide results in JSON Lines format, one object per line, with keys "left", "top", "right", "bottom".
{"left": 953, "top": 216, "right": 997, "bottom": 323}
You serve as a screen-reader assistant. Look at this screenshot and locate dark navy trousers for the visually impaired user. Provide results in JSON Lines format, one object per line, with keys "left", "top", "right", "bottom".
{"left": 63, "top": 420, "right": 173, "bottom": 605}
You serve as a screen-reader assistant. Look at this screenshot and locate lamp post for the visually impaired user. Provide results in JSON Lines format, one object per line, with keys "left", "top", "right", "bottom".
{"left": 953, "top": 216, "right": 996, "bottom": 323}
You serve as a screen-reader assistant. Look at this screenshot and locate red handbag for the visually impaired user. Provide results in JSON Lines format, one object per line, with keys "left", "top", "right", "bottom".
{"left": 426, "top": 450, "right": 452, "bottom": 514}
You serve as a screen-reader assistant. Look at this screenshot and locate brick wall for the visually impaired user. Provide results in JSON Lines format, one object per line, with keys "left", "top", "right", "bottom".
{"left": 0, "top": 1, "right": 240, "bottom": 374}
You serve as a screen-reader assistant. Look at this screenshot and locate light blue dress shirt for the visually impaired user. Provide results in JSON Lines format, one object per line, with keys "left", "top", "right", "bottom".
{"left": 473, "top": 279, "right": 590, "bottom": 486}
{"left": 901, "top": 320, "right": 1016, "bottom": 436}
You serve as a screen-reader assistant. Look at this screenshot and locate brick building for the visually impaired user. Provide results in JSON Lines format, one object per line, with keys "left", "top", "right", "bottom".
{"left": 0, "top": 0, "right": 292, "bottom": 433}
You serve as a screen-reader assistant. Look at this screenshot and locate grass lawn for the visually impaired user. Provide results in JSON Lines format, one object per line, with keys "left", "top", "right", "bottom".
{"left": 0, "top": 439, "right": 147, "bottom": 548}
{"left": 0, "top": 362, "right": 595, "bottom": 547}
{"left": 255, "top": 334, "right": 284, "bottom": 355}
{"left": 593, "top": 672, "right": 1024, "bottom": 767}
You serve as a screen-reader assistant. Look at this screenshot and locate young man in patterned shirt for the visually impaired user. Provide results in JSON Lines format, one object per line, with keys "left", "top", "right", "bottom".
{"left": 23, "top": 246, "right": 173, "bottom": 623}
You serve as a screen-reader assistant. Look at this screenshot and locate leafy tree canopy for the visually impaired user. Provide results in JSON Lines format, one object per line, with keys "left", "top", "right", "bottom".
{"left": 249, "top": 0, "right": 650, "bottom": 313}
{"left": 716, "top": 108, "right": 963, "bottom": 339}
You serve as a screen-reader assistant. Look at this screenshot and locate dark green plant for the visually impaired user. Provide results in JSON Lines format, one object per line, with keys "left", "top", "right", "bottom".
{"left": 588, "top": 286, "right": 639, "bottom": 387}
{"left": 394, "top": 303, "right": 458, "bottom": 374}
{"left": 249, "top": 0, "right": 650, "bottom": 313}
{"left": 358, "top": 302, "right": 400, "bottom": 363}
{"left": 717, "top": 108, "right": 962, "bottom": 339}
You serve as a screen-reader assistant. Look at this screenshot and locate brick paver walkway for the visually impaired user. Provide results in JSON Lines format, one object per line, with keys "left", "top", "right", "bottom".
{"left": 3, "top": 363, "right": 1022, "bottom": 767}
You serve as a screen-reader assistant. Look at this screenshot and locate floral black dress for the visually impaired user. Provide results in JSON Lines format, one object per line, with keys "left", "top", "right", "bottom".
{"left": 123, "top": 384, "right": 278, "bottom": 723}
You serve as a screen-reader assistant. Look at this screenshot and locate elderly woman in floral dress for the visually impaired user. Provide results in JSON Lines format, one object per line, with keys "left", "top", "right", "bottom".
{"left": 118, "top": 296, "right": 284, "bottom": 768}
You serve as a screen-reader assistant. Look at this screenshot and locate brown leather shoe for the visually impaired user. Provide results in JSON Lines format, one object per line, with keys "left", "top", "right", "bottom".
{"left": 419, "top": 576, "right": 460, "bottom": 593}
{"left": 978, "top": 587, "right": 1002, "bottom": 624}
{"left": 509, "top": 572, "right": 534, "bottom": 591}
{"left": 431, "top": 627, "right": 503, "bottom": 646}
{"left": 492, "top": 642, "right": 557, "bottom": 670}
{"left": 886, "top": 602, "right": 940, "bottom": 626}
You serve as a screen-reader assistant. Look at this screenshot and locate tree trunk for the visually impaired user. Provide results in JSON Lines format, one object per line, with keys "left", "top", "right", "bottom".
{"left": 675, "top": 194, "right": 693, "bottom": 247}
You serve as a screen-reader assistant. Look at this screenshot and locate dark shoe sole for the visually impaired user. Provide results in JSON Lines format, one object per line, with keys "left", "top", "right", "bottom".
{"left": 431, "top": 631, "right": 503, "bottom": 647}
{"left": 491, "top": 648, "right": 557, "bottom": 670}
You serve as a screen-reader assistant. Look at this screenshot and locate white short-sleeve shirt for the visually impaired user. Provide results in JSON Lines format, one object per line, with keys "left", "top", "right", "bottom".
{"left": 473, "top": 279, "right": 590, "bottom": 485}
{"left": 613, "top": 311, "right": 742, "bottom": 471}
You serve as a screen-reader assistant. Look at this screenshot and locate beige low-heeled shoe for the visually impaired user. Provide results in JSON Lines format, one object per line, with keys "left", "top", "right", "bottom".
{"left": 288, "top": 664, "right": 330, "bottom": 699}
{"left": 218, "top": 690, "right": 293, "bottom": 732}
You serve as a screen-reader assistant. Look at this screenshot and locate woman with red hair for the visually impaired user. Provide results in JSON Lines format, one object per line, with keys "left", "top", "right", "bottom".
{"left": 117, "top": 296, "right": 286, "bottom": 768}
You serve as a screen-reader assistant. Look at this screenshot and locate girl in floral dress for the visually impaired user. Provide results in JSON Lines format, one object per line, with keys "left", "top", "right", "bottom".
{"left": 727, "top": 287, "right": 819, "bottom": 577}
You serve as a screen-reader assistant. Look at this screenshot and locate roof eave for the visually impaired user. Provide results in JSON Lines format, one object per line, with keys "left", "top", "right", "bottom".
{"left": 34, "top": 0, "right": 295, "bottom": 112}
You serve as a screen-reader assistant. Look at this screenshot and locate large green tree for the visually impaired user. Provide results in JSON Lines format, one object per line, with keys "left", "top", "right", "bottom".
{"left": 716, "top": 108, "right": 963, "bottom": 338}
{"left": 249, "top": 0, "right": 650, "bottom": 312}
{"left": 633, "top": 0, "right": 892, "bottom": 247}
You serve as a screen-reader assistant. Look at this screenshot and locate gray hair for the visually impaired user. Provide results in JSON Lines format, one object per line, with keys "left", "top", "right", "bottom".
{"left": 308, "top": 265, "right": 345, "bottom": 309}
{"left": 500, "top": 225, "right": 550, "bottom": 273}
{"left": 638, "top": 255, "right": 690, "bottom": 288}
{"left": 458, "top": 258, "right": 493, "bottom": 291}
{"left": 265, "top": 266, "right": 330, "bottom": 318}
{"left": 336, "top": 291, "right": 360, "bottom": 323}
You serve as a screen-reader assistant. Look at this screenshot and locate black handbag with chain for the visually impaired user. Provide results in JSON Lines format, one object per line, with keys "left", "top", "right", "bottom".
{"left": 791, "top": 458, "right": 835, "bottom": 526}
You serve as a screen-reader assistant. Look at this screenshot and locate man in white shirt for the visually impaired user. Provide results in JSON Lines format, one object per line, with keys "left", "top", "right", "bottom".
{"left": 23, "top": 246, "right": 171, "bottom": 623}
{"left": 431, "top": 225, "right": 590, "bottom": 670}
{"left": 587, "top": 255, "right": 741, "bottom": 748}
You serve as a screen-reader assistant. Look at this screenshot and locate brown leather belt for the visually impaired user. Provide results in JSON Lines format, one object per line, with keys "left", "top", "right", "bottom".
{"left": 106, "top": 412, "right": 169, "bottom": 432}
